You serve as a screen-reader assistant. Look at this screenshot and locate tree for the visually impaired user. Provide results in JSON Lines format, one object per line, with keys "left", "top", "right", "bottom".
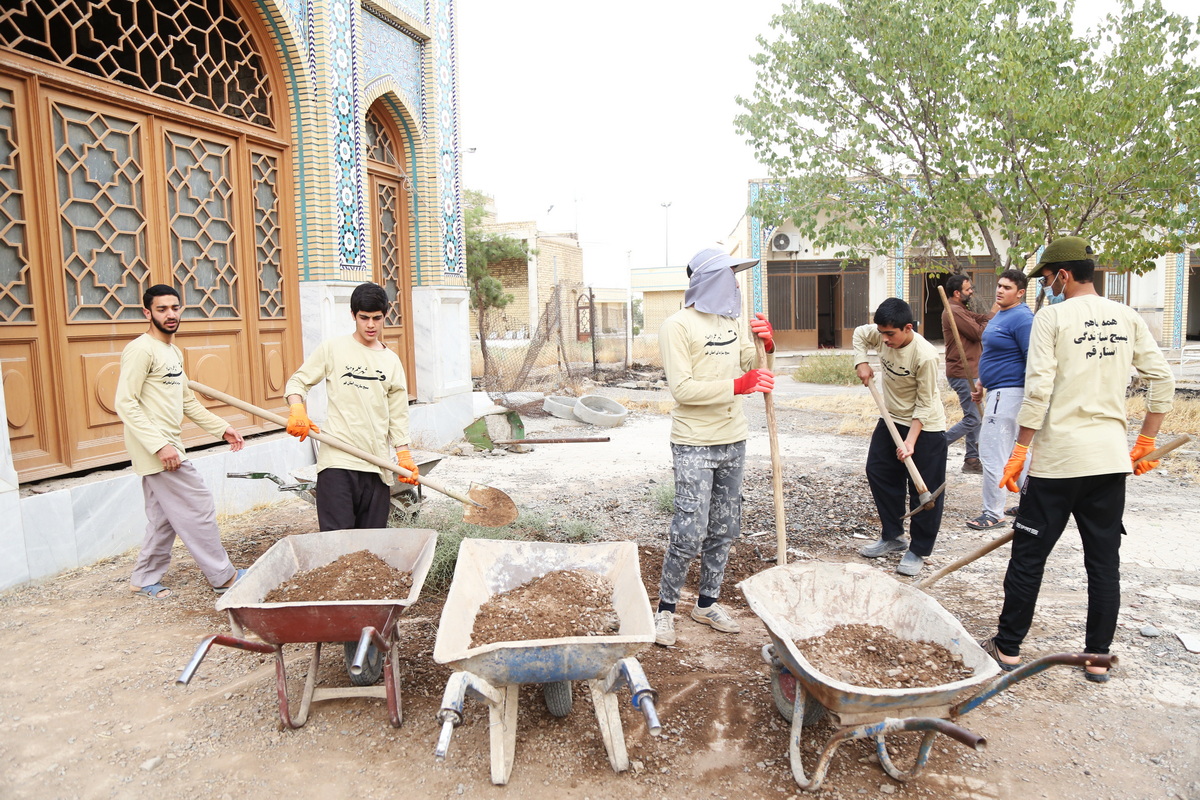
{"left": 463, "top": 190, "right": 532, "bottom": 384}
{"left": 735, "top": 0, "right": 1200, "bottom": 274}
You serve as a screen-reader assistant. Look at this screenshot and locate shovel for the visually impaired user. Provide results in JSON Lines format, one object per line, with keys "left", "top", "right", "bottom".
{"left": 917, "top": 433, "right": 1193, "bottom": 589}
{"left": 865, "top": 379, "right": 946, "bottom": 519}
{"left": 188, "top": 381, "right": 520, "bottom": 528}
{"left": 757, "top": 339, "right": 787, "bottom": 566}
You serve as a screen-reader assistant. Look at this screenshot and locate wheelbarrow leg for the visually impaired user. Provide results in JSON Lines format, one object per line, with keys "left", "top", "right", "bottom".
{"left": 787, "top": 681, "right": 845, "bottom": 791}
{"left": 875, "top": 730, "right": 938, "bottom": 781}
{"left": 280, "top": 642, "right": 323, "bottom": 729}
{"left": 588, "top": 679, "right": 628, "bottom": 772}
{"left": 489, "top": 683, "right": 519, "bottom": 785}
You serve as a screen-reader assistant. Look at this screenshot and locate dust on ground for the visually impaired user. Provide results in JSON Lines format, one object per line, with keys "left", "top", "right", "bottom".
{"left": 1, "top": 379, "right": 1199, "bottom": 800}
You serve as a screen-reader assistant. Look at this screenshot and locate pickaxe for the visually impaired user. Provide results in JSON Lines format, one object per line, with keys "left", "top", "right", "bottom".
{"left": 865, "top": 379, "right": 946, "bottom": 518}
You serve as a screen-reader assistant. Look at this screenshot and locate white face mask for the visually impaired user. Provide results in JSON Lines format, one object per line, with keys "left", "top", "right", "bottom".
{"left": 1043, "top": 272, "right": 1065, "bottom": 304}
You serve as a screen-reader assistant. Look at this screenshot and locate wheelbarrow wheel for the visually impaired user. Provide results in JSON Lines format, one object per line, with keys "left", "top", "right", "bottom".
{"left": 343, "top": 641, "right": 384, "bottom": 686}
{"left": 543, "top": 680, "right": 573, "bottom": 718}
{"left": 771, "top": 667, "right": 826, "bottom": 726}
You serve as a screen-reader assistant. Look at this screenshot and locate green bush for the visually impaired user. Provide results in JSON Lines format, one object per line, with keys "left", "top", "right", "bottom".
{"left": 791, "top": 354, "right": 859, "bottom": 385}
{"left": 649, "top": 482, "right": 675, "bottom": 514}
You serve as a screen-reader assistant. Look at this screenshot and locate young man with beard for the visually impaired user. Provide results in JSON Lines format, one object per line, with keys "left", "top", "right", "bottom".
{"left": 853, "top": 298, "right": 948, "bottom": 577}
{"left": 940, "top": 274, "right": 995, "bottom": 474}
{"left": 653, "top": 247, "right": 774, "bottom": 646}
{"left": 284, "top": 282, "right": 418, "bottom": 532}
{"left": 117, "top": 284, "right": 247, "bottom": 599}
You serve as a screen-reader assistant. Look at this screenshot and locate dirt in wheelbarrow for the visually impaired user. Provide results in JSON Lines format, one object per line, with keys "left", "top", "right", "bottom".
{"left": 470, "top": 569, "right": 619, "bottom": 647}
{"left": 262, "top": 550, "right": 413, "bottom": 604}
{"left": 796, "top": 623, "right": 975, "bottom": 689}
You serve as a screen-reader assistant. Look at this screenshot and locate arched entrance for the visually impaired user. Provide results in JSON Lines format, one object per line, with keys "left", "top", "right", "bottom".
{"left": 364, "top": 100, "right": 416, "bottom": 396}
{"left": 0, "top": 0, "right": 299, "bottom": 481}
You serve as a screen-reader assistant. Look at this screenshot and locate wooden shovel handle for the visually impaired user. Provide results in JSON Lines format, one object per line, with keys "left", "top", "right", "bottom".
{"left": 757, "top": 339, "right": 787, "bottom": 566}
{"left": 865, "top": 379, "right": 930, "bottom": 495}
{"left": 937, "top": 285, "right": 985, "bottom": 419}
{"left": 1135, "top": 433, "right": 1191, "bottom": 464}
{"left": 187, "top": 380, "right": 480, "bottom": 507}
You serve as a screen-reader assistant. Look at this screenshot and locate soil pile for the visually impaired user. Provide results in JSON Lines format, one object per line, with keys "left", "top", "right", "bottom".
{"left": 470, "top": 569, "right": 619, "bottom": 647}
{"left": 262, "top": 550, "right": 413, "bottom": 603}
{"left": 796, "top": 623, "right": 974, "bottom": 689}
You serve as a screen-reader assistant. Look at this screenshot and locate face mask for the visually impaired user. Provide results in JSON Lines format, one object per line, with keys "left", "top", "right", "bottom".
{"left": 1043, "top": 273, "right": 1065, "bottom": 304}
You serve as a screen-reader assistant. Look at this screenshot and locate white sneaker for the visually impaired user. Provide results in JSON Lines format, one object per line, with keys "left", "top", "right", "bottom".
{"left": 654, "top": 610, "right": 676, "bottom": 646}
{"left": 690, "top": 603, "right": 741, "bottom": 634}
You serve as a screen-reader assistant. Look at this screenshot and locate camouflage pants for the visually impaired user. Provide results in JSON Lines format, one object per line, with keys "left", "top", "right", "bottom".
{"left": 658, "top": 441, "right": 746, "bottom": 605}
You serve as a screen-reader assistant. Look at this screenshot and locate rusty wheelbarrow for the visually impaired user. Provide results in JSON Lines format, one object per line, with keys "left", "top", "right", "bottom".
{"left": 739, "top": 562, "right": 1115, "bottom": 791}
{"left": 177, "top": 527, "right": 437, "bottom": 729}
{"left": 432, "top": 539, "right": 661, "bottom": 785}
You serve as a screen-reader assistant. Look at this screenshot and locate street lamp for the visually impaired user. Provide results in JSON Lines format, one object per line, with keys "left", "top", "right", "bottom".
{"left": 660, "top": 201, "right": 671, "bottom": 267}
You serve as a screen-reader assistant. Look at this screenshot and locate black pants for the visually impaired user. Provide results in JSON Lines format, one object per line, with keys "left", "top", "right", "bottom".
{"left": 315, "top": 467, "right": 391, "bottom": 531}
{"left": 995, "top": 473, "right": 1125, "bottom": 657}
{"left": 864, "top": 419, "right": 947, "bottom": 557}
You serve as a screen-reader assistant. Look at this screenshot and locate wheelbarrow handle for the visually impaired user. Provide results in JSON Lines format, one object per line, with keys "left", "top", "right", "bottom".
{"left": 188, "top": 381, "right": 482, "bottom": 508}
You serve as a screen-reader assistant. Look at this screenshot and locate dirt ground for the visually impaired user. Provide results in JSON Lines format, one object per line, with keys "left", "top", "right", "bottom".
{"left": 2, "top": 381, "right": 1199, "bottom": 800}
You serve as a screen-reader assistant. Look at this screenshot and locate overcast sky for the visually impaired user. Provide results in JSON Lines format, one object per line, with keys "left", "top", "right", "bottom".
{"left": 454, "top": 0, "right": 1196, "bottom": 288}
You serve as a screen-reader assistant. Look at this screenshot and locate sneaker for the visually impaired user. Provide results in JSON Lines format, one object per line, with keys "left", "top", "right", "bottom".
{"left": 979, "top": 637, "right": 1020, "bottom": 671}
{"left": 966, "top": 512, "right": 1005, "bottom": 531}
{"left": 859, "top": 537, "right": 908, "bottom": 558}
{"left": 896, "top": 550, "right": 924, "bottom": 576}
{"left": 962, "top": 458, "right": 983, "bottom": 474}
{"left": 654, "top": 610, "right": 676, "bottom": 646}
{"left": 690, "top": 603, "right": 741, "bottom": 634}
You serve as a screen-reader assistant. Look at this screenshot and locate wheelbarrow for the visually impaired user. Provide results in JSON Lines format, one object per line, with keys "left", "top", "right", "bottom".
{"left": 177, "top": 527, "right": 437, "bottom": 729}
{"left": 739, "top": 562, "right": 1115, "bottom": 791}
{"left": 432, "top": 539, "right": 662, "bottom": 785}
{"left": 227, "top": 449, "right": 445, "bottom": 516}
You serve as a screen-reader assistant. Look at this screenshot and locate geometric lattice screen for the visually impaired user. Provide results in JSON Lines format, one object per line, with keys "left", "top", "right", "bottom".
{"left": 376, "top": 180, "right": 403, "bottom": 327}
{"left": 0, "top": 86, "right": 33, "bottom": 323}
{"left": 252, "top": 151, "right": 285, "bottom": 319}
{"left": 0, "top": 0, "right": 273, "bottom": 128}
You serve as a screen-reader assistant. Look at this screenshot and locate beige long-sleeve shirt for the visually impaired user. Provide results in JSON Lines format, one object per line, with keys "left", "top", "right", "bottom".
{"left": 284, "top": 336, "right": 410, "bottom": 483}
{"left": 1018, "top": 294, "right": 1174, "bottom": 478}
{"left": 659, "top": 308, "right": 772, "bottom": 446}
{"left": 852, "top": 325, "right": 947, "bottom": 432}
{"left": 115, "top": 334, "right": 232, "bottom": 476}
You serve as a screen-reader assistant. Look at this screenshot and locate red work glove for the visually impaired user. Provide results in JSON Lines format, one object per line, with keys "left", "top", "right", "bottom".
{"left": 286, "top": 403, "right": 319, "bottom": 442}
{"left": 999, "top": 443, "right": 1029, "bottom": 493}
{"left": 749, "top": 312, "right": 775, "bottom": 353}
{"left": 1129, "top": 434, "right": 1159, "bottom": 476}
{"left": 733, "top": 369, "right": 774, "bottom": 395}
{"left": 396, "top": 448, "right": 419, "bottom": 485}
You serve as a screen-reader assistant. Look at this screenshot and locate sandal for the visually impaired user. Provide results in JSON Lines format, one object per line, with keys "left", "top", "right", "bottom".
{"left": 1083, "top": 666, "right": 1110, "bottom": 683}
{"left": 979, "top": 636, "right": 1020, "bottom": 671}
{"left": 213, "top": 568, "right": 247, "bottom": 595}
{"left": 132, "top": 582, "right": 172, "bottom": 600}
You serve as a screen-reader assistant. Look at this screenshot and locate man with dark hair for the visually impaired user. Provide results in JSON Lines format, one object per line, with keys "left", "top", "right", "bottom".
{"left": 941, "top": 273, "right": 995, "bottom": 474}
{"left": 284, "top": 282, "right": 418, "bottom": 531}
{"left": 653, "top": 246, "right": 774, "bottom": 646}
{"left": 117, "top": 284, "right": 247, "bottom": 599}
{"left": 853, "top": 297, "right": 947, "bottom": 576}
{"left": 981, "top": 237, "right": 1174, "bottom": 682}
{"left": 966, "top": 269, "right": 1034, "bottom": 530}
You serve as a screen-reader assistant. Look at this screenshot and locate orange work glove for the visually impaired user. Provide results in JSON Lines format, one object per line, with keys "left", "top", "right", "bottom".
{"left": 999, "top": 443, "right": 1029, "bottom": 493}
{"left": 733, "top": 368, "right": 775, "bottom": 395}
{"left": 395, "top": 448, "right": 419, "bottom": 485}
{"left": 749, "top": 312, "right": 775, "bottom": 353}
{"left": 286, "top": 403, "right": 319, "bottom": 441}
{"left": 1129, "top": 434, "right": 1159, "bottom": 476}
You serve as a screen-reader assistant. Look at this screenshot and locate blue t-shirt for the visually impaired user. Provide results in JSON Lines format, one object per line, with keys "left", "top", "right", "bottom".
{"left": 978, "top": 304, "right": 1034, "bottom": 390}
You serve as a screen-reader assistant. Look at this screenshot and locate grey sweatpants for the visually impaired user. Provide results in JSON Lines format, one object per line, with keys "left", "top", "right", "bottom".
{"left": 658, "top": 441, "right": 746, "bottom": 606}
{"left": 979, "top": 387, "right": 1029, "bottom": 519}
{"left": 130, "top": 461, "right": 236, "bottom": 589}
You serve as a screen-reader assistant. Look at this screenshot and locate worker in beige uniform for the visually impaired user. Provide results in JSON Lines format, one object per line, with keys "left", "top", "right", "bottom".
{"left": 853, "top": 298, "right": 948, "bottom": 577}
{"left": 981, "top": 237, "right": 1175, "bottom": 682}
{"left": 653, "top": 247, "right": 775, "bottom": 647}
{"left": 117, "top": 284, "right": 247, "bottom": 600}
{"left": 284, "top": 282, "right": 418, "bottom": 532}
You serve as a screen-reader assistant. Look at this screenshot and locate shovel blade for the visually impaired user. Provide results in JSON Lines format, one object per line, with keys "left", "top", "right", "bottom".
{"left": 462, "top": 483, "right": 519, "bottom": 528}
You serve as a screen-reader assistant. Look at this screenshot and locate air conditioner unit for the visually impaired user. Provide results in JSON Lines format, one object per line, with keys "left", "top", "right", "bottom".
{"left": 771, "top": 232, "right": 802, "bottom": 252}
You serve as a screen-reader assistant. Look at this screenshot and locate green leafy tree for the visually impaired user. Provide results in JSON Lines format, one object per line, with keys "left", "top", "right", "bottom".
{"left": 463, "top": 190, "right": 532, "bottom": 383}
{"left": 736, "top": 0, "right": 1200, "bottom": 274}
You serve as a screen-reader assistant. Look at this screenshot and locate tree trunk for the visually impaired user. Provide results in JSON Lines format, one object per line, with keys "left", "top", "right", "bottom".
{"left": 476, "top": 302, "right": 492, "bottom": 388}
